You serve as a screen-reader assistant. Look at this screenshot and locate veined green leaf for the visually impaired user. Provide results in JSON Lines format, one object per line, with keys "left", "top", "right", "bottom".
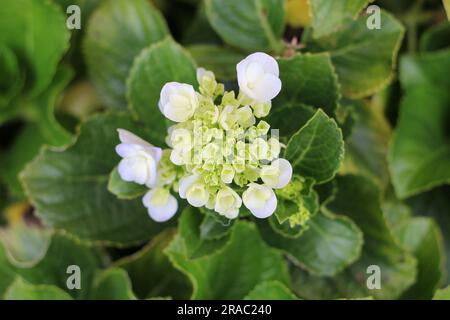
{"left": 84, "top": 0, "right": 168, "bottom": 109}
{"left": 205, "top": 0, "right": 285, "bottom": 53}
{"left": 114, "top": 229, "right": 191, "bottom": 299}
{"left": 90, "top": 268, "right": 136, "bottom": 300}
{"left": 389, "top": 50, "right": 450, "bottom": 198}
{"left": 285, "top": 109, "right": 344, "bottom": 184}
{"left": 309, "top": 0, "right": 374, "bottom": 38}
{"left": 165, "top": 221, "right": 289, "bottom": 299}
{"left": 244, "top": 281, "right": 297, "bottom": 300}
{"left": 0, "top": 0, "right": 69, "bottom": 97}
{"left": 293, "top": 175, "right": 417, "bottom": 299}
{"left": 177, "top": 207, "right": 231, "bottom": 259}
{"left": 21, "top": 113, "right": 168, "bottom": 246}
{"left": 275, "top": 53, "right": 340, "bottom": 116}
{"left": 304, "top": 11, "right": 404, "bottom": 99}
{"left": 4, "top": 277, "right": 73, "bottom": 300}
{"left": 259, "top": 210, "right": 362, "bottom": 276}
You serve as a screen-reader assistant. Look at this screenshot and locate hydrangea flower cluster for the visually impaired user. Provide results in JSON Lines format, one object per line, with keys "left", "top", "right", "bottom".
{"left": 115, "top": 52, "right": 293, "bottom": 222}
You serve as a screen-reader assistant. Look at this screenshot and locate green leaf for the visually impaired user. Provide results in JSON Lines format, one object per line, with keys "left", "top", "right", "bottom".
{"left": 84, "top": 0, "right": 169, "bottom": 109}
{"left": 0, "top": 125, "right": 47, "bottom": 198}
{"left": 285, "top": 109, "right": 344, "bottom": 184}
{"left": 205, "top": 0, "right": 285, "bottom": 53}
{"left": 244, "top": 281, "right": 297, "bottom": 300}
{"left": 4, "top": 277, "right": 73, "bottom": 300}
{"left": 26, "top": 66, "right": 74, "bottom": 147}
{"left": 389, "top": 50, "right": 450, "bottom": 198}
{"left": 127, "top": 38, "right": 197, "bottom": 145}
{"left": 304, "top": 11, "right": 404, "bottom": 98}
{"left": 107, "top": 167, "right": 147, "bottom": 200}
{"left": 266, "top": 104, "right": 315, "bottom": 141}
{"left": 420, "top": 21, "right": 450, "bottom": 52}
{"left": 407, "top": 186, "right": 450, "bottom": 286}
{"left": 259, "top": 211, "right": 362, "bottom": 276}
{"left": 0, "top": 67, "right": 75, "bottom": 197}
{"left": 293, "top": 175, "right": 417, "bottom": 299}
{"left": 21, "top": 113, "right": 168, "bottom": 246}
{"left": 0, "top": 243, "right": 17, "bottom": 297}
{"left": 309, "top": 0, "right": 373, "bottom": 38}
{"left": 400, "top": 50, "right": 450, "bottom": 89}
{"left": 0, "top": 46, "right": 23, "bottom": 110}
{"left": 165, "top": 221, "right": 289, "bottom": 299}
{"left": 199, "top": 212, "right": 234, "bottom": 240}
{"left": 341, "top": 100, "right": 391, "bottom": 189}
{"left": 396, "top": 217, "right": 444, "bottom": 299}
{"left": 275, "top": 53, "right": 340, "bottom": 116}
{"left": 115, "top": 229, "right": 191, "bottom": 299}
{"left": 90, "top": 268, "right": 136, "bottom": 300}
{"left": 187, "top": 45, "right": 245, "bottom": 81}
{"left": 0, "top": 233, "right": 100, "bottom": 299}
{"left": 434, "top": 286, "right": 450, "bottom": 300}
{"left": 177, "top": 207, "right": 231, "bottom": 259}
{"left": 0, "top": 0, "right": 70, "bottom": 96}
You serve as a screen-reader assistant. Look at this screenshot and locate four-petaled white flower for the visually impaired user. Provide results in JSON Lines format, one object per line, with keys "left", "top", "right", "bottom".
{"left": 142, "top": 188, "right": 178, "bottom": 222}
{"left": 237, "top": 52, "right": 282, "bottom": 103}
{"left": 179, "top": 175, "right": 210, "bottom": 208}
{"left": 214, "top": 186, "right": 242, "bottom": 219}
{"left": 260, "top": 158, "right": 293, "bottom": 189}
{"left": 159, "top": 82, "right": 199, "bottom": 122}
{"left": 115, "top": 129, "right": 162, "bottom": 188}
{"left": 242, "top": 183, "right": 277, "bottom": 219}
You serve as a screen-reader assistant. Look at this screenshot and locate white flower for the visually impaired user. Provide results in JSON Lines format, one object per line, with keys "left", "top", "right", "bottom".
{"left": 236, "top": 106, "right": 256, "bottom": 128}
{"left": 218, "top": 105, "right": 236, "bottom": 130}
{"left": 221, "top": 164, "right": 235, "bottom": 184}
{"left": 214, "top": 186, "right": 242, "bottom": 219}
{"left": 159, "top": 82, "right": 199, "bottom": 122}
{"left": 197, "top": 67, "right": 215, "bottom": 84}
{"left": 170, "top": 128, "right": 193, "bottom": 151}
{"left": 260, "top": 158, "right": 293, "bottom": 189}
{"left": 142, "top": 188, "right": 178, "bottom": 222}
{"left": 115, "top": 129, "right": 162, "bottom": 187}
{"left": 249, "top": 137, "right": 269, "bottom": 161}
{"left": 237, "top": 52, "right": 282, "bottom": 103}
{"left": 179, "top": 175, "right": 209, "bottom": 207}
{"left": 242, "top": 183, "right": 277, "bottom": 218}
{"left": 252, "top": 101, "right": 271, "bottom": 118}
{"left": 268, "top": 137, "right": 281, "bottom": 160}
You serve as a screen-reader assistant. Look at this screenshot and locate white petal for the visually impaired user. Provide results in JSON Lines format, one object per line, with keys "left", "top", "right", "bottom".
{"left": 170, "top": 148, "right": 184, "bottom": 165}
{"left": 246, "top": 52, "right": 279, "bottom": 76}
{"left": 142, "top": 189, "right": 178, "bottom": 222}
{"left": 160, "top": 82, "right": 177, "bottom": 106}
{"left": 117, "top": 129, "right": 150, "bottom": 147}
{"left": 187, "top": 191, "right": 209, "bottom": 207}
{"left": 273, "top": 158, "right": 293, "bottom": 189}
{"left": 115, "top": 143, "right": 139, "bottom": 158}
{"left": 178, "top": 175, "right": 198, "bottom": 199}
{"left": 117, "top": 159, "right": 135, "bottom": 182}
{"left": 144, "top": 158, "right": 158, "bottom": 187}
{"left": 253, "top": 73, "right": 282, "bottom": 102}
{"left": 246, "top": 62, "right": 265, "bottom": 83}
{"left": 242, "top": 183, "right": 277, "bottom": 219}
{"left": 146, "top": 146, "right": 163, "bottom": 162}
{"left": 252, "top": 189, "right": 277, "bottom": 218}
